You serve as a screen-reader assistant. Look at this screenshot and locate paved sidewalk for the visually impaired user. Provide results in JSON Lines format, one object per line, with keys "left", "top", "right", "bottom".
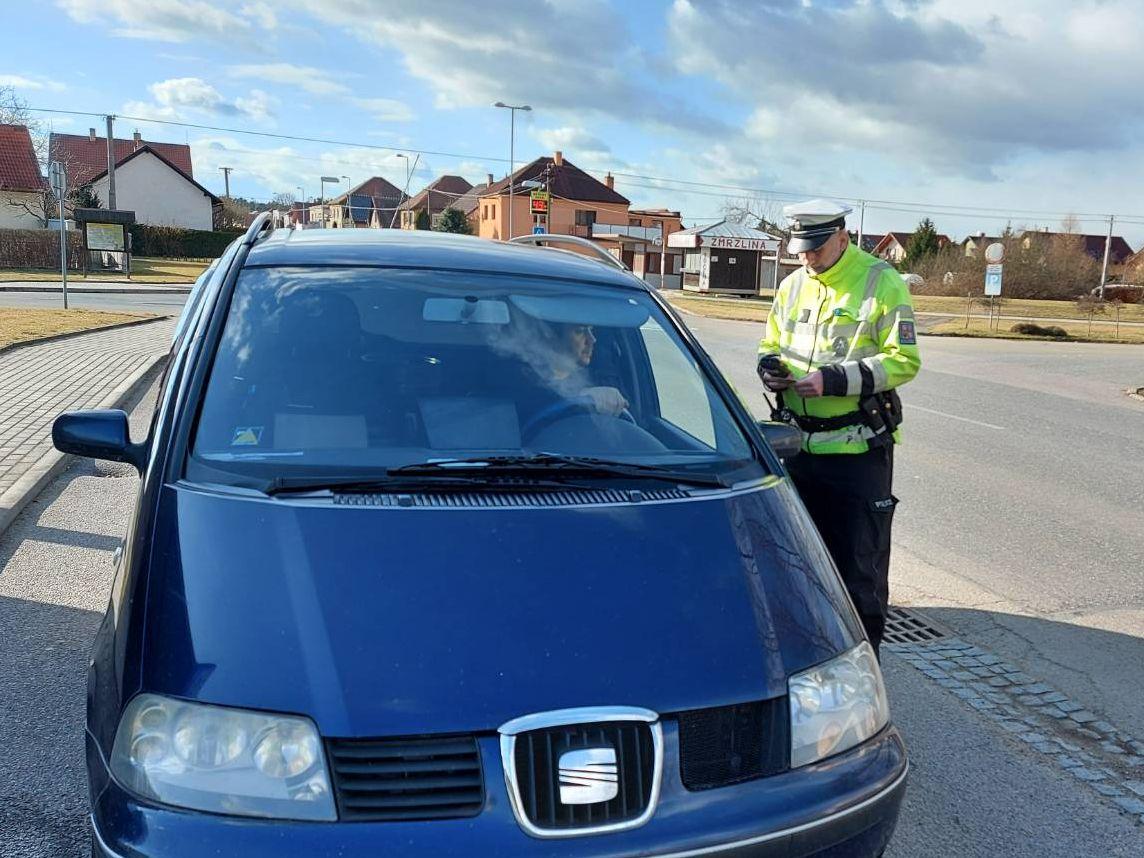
{"left": 0, "top": 318, "right": 175, "bottom": 534}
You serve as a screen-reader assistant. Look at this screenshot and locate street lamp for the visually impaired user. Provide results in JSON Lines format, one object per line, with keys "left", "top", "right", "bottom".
{"left": 494, "top": 101, "right": 531, "bottom": 240}
{"left": 319, "top": 176, "right": 339, "bottom": 227}
{"left": 341, "top": 175, "right": 351, "bottom": 227}
{"left": 296, "top": 185, "right": 305, "bottom": 225}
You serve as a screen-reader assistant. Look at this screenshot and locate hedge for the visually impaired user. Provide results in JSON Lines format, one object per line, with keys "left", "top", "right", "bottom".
{"left": 0, "top": 228, "right": 84, "bottom": 270}
{"left": 129, "top": 224, "right": 243, "bottom": 259}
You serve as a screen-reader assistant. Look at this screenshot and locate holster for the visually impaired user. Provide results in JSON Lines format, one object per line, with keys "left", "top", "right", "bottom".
{"left": 858, "top": 389, "right": 903, "bottom": 447}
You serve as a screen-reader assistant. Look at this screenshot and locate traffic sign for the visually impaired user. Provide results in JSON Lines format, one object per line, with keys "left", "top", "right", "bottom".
{"left": 529, "top": 190, "right": 549, "bottom": 215}
{"left": 985, "top": 262, "right": 1003, "bottom": 296}
{"left": 532, "top": 226, "right": 545, "bottom": 235}
{"left": 984, "top": 242, "right": 1005, "bottom": 264}
{"left": 48, "top": 161, "right": 66, "bottom": 198}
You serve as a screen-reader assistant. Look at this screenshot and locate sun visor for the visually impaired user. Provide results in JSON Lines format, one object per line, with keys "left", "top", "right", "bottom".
{"left": 509, "top": 295, "right": 650, "bottom": 328}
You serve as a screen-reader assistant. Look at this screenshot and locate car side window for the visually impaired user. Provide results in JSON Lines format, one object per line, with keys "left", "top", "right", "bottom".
{"left": 639, "top": 319, "right": 717, "bottom": 448}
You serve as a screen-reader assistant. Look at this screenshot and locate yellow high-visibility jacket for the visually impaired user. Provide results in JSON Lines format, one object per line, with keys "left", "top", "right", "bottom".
{"left": 758, "top": 243, "right": 921, "bottom": 454}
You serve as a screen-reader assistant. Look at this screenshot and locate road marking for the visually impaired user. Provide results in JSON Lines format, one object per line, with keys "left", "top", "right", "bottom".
{"left": 905, "top": 404, "right": 1006, "bottom": 431}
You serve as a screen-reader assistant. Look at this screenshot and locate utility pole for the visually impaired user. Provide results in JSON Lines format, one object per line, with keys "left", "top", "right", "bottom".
{"left": 1099, "top": 214, "right": 1114, "bottom": 300}
{"left": 219, "top": 166, "right": 233, "bottom": 198}
{"left": 857, "top": 200, "right": 866, "bottom": 249}
{"left": 105, "top": 114, "right": 116, "bottom": 210}
{"left": 660, "top": 220, "right": 667, "bottom": 289}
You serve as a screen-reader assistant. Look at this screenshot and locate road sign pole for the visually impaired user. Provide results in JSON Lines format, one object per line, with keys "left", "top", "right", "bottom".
{"left": 50, "top": 161, "right": 68, "bottom": 309}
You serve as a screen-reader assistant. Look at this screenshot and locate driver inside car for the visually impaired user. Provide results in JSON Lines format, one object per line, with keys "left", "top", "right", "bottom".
{"left": 547, "top": 323, "right": 628, "bottom": 416}
{"left": 509, "top": 320, "right": 631, "bottom": 441}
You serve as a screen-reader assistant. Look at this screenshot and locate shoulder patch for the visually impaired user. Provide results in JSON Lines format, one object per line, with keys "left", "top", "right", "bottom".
{"left": 898, "top": 320, "right": 917, "bottom": 345}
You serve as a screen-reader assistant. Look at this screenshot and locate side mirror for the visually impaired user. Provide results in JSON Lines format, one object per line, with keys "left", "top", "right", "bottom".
{"left": 52, "top": 410, "right": 147, "bottom": 472}
{"left": 758, "top": 420, "right": 802, "bottom": 459}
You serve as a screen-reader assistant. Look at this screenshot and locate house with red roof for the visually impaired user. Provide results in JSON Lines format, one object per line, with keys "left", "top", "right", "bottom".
{"left": 871, "top": 230, "right": 952, "bottom": 263}
{"left": 396, "top": 174, "right": 474, "bottom": 229}
{"left": 0, "top": 124, "right": 47, "bottom": 228}
{"left": 49, "top": 128, "right": 219, "bottom": 230}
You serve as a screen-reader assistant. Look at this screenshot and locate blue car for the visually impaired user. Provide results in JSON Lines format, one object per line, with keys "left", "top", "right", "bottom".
{"left": 56, "top": 216, "right": 906, "bottom": 857}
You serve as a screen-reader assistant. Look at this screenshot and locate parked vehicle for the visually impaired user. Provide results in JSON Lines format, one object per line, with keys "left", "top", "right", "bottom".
{"left": 57, "top": 216, "right": 906, "bottom": 857}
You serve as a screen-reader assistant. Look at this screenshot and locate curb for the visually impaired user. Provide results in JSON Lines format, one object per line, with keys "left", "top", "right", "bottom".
{"left": 0, "top": 284, "right": 192, "bottom": 295}
{"left": 0, "top": 349, "right": 167, "bottom": 542}
{"left": 0, "top": 315, "right": 172, "bottom": 358}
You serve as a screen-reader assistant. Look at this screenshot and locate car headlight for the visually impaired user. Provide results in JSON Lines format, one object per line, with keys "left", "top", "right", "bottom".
{"left": 109, "top": 694, "right": 336, "bottom": 821}
{"left": 788, "top": 642, "right": 889, "bottom": 768}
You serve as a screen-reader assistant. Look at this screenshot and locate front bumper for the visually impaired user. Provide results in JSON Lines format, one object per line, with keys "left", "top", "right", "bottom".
{"left": 91, "top": 724, "right": 907, "bottom": 858}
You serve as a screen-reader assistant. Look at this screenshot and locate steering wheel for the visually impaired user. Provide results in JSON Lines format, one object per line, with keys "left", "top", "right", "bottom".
{"left": 522, "top": 395, "right": 635, "bottom": 442}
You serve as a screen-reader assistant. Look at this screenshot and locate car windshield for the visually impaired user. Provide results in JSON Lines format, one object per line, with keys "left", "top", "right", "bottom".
{"left": 186, "top": 266, "right": 766, "bottom": 488}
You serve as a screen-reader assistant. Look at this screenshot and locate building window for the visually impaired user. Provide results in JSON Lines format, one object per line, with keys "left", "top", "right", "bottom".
{"left": 491, "top": 204, "right": 497, "bottom": 220}
{"left": 629, "top": 217, "right": 641, "bottom": 226}
{"left": 575, "top": 209, "right": 597, "bottom": 227}
{"left": 646, "top": 252, "right": 660, "bottom": 274}
{"left": 482, "top": 205, "right": 487, "bottom": 220}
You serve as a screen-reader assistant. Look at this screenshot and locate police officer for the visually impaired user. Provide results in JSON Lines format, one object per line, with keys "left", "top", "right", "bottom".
{"left": 758, "top": 200, "right": 921, "bottom": 656}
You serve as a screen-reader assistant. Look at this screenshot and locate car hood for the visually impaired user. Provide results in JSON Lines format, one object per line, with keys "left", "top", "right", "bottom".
{"left": 140, "top": 480, "right": 860, "bottom": 736}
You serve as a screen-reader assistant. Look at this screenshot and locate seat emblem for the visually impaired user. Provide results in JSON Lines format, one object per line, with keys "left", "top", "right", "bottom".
{"left": 558, "top": 747, "right": 618, "bottom": 805}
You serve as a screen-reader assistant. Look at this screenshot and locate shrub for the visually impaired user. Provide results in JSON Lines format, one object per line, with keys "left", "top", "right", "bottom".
{"left": 1010, "top": 322, "right": 1069, "bottom": 338}
{"left": 129, "top": 224, "right": 243, "bottom": 259}
{"left": 0, "top": 228, "right": 84, "bottom": 269}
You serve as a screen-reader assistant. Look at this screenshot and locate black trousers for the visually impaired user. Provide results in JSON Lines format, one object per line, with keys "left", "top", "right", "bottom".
{"left": 786, "top": 444, "right": 897, "bottom": 656}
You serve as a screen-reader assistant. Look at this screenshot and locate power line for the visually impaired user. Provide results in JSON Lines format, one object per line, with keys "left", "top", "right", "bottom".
{"left": 28, "top": 106, "right": 1144, "bottom": 227}
{"left": 29, "top": 107, "right": 511, "bottom": 165}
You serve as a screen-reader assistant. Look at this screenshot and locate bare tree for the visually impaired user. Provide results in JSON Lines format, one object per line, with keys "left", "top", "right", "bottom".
{"left": 721, "top": 194, "right": 786, "bottom": 235}
{"left": 1, "top": 87, "right": 93, "bottom": 226}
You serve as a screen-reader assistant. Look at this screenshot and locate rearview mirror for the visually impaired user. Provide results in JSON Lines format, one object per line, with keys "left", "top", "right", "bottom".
{"left": 758, "top": 421, "right": 802, "bottom": 459}
{"left": 52, "top": 410, "right": 147, "bottom": 472}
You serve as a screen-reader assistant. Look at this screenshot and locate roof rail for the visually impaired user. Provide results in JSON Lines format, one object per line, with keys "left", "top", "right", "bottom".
{"left": 241, "top": 211, "right": 275, "bottom": 246}
{"left": 508, "top": 234, "right": 628, "bottom": 271}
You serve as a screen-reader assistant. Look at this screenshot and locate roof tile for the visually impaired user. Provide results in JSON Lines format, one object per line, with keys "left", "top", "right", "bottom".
{"left": 0, "top": 124, "right": 44, "bottom": 193}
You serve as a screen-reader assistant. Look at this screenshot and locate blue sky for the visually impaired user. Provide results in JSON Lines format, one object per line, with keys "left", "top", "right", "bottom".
{"left": 6, "top": 0, "right": 1144, "bottom": 245}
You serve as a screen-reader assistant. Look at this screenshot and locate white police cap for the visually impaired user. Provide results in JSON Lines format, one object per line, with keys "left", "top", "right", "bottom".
{"left": 782, "top": 199, "right": 853, "bottom": 253}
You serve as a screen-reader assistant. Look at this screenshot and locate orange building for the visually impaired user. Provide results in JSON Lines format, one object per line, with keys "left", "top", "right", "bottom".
{"left": 477, "top": 151, "right": 683, "bottom": 287}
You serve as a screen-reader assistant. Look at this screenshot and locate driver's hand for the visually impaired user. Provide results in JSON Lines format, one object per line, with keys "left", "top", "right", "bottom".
{"left": 583, "top": 386, "right": 629, "bottom": 415}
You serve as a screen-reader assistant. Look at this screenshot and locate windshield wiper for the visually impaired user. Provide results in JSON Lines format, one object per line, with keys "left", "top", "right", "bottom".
{"left": 390, "top": 453, "right": 729, "bottom": 488}
{"left": 264, "top": 472, "right": 576, "bottom": 496}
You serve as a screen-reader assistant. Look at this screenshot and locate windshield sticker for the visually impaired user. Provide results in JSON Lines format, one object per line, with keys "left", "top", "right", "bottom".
{"left": 231, "top": 426, "right": 264, "bottom": 446}
{"left": 898, "top": 320, "right": 917, "bottom": 345}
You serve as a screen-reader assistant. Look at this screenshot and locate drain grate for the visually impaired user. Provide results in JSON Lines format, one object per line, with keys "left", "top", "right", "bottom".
{"left": 883, "top": 606, "right": 948, "bottom": 645}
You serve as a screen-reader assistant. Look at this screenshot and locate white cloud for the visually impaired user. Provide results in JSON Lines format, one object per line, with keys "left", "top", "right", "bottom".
{"left": 286, "top": 0, "right": 728, "bottom": 137}
{"left": 240, "top": 2, "right": 278, "bottom": 30}
{"left": 228, "top": 63, "right": 349, "bottom": 96}
{"left": 56, "top": 0, "right": 271, "bottom": 44}
{"left": 0, "top": 73, "right": 66, "bottom": 92}
{"left": 666, "top": 0, "right": 1144, "bottom": 175}
{"left": 350, "top": 97, "right": 415, "bottom": 123}
{"left": 125, "top": 77, "right": 278, "bottom": 123}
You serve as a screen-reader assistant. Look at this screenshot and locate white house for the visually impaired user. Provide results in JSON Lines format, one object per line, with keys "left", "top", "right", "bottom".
{"left": 0, "top": 123, "right": 46, "bottom": 228}
{"left": 87, "top": 147, "right": 220, "bottom": 231}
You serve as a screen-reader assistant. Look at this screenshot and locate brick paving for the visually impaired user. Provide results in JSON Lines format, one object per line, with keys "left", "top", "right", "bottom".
{"left": 887, "top": 633, "right": 1144, "bottom": 826}
{"left": 0, "top": 320, "right": 175, "bottom": 497}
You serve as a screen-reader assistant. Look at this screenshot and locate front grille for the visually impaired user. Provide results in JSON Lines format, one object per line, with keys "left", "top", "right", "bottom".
{"left": 326, "top": 735, "right": 484, "bottom": 821}
{"left": 511, "top": 722, "right": 655, "bottom": 831}
{"left": 678, "top": 699, "right": 789, "bottom": 790}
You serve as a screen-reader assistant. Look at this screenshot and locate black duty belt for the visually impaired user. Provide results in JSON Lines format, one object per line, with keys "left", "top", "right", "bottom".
{"left": 789, "top": 410, "right": 865, "bottom": 433}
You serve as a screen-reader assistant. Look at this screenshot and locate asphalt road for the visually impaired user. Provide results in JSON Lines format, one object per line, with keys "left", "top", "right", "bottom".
{"left": 684, "top": 314, "right": 1144, "bottom": 735}
{"left": 0, "top": 289, "right": 189, "bottom": 315}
